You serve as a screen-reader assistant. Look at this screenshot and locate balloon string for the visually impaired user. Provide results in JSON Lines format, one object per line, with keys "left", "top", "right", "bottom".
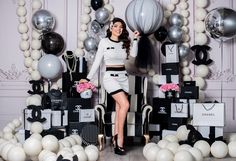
{"left": 220, "top": 40, "right": 223, "bottom": 103}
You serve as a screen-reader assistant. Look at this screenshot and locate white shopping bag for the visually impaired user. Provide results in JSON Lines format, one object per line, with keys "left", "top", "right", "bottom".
{"left": 79, "top": 109, "right": 95, "bottom": 122}
{"left": 193, "top": 103, "right": 224, "bottom": 126}
{"left": 171, "top": 103, "right": 188, "bottom": 118}
{"left": 165, "top": 44, "right": 179, "bottom": 63}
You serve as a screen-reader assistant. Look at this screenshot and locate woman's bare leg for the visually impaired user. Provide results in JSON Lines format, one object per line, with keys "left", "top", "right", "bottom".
{"left": 112, "top": 91, "right": 129, "bottom": 147}
{"left": 114, "top": 102, "right": 120, "bottom": 136}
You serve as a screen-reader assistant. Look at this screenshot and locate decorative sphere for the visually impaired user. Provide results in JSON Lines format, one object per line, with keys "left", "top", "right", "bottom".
{"left": 178, "top": 144, "right": 192, "bottom": 151}
{"left": 17, "top": 6, "right": 27, "bottom": 16}
{"left": 84, "top": 146, "right": 99, "bottom": 161}
{"left": 18, "top": 23, "right": 28, "bottom": 33}
{"left": 7, "top": 146, "right": 26, "bottom": 161}
{"left": 157, "top": 139, "right": 170, "bottom": 148}
{"left": 210, "top": 141, "right": 228, "bottom": 158}
{"left": 22, "top": 33, "right": 29, "bottom": 40}
{"left": 196, "top": 8, "right": 207, "bottom": 20}
{"left": 1, "top": 143, "right": 14, "bottom": 160}
{"left": 59, "top": 139, "right": 71, "bottom": 148}
{"left": 188, "top": 147, "right": 203, "bottom": 161}
{"left": 195, "top": 33, "right": 208, "bottom": 45}
{"left": 20, "top": 40, "right": 30, "bottom": 51}
{"left": 78, "top": 31, "right": 88, "bottom": 41}
{"left": 31, "top": 60, "right": 39, "bottom": 70}
{"left": 30, "top": 133, "right": 42, "bottom": 141}
{"left": 38, "top": 150, "right": 55, "bottom": 161}
{"left": 80, "top": 14, "right": 91, "bottom": 24}
{"left": 74, "top": 150, "right": 88, "bottom": 161}
{"left": 196, "top": 0, "right": 208, "bottom": 8}
{"left": 143, "top": 142, "right": 157, "bottom": 157}
{"left": 145, "top": 145, "right": 161, "bottom": 161}
{"left": 195, "top": 77, "right": 206, "bottom": 89}
{"left": 32, "top": 0, "right": 42, "bottom": 9}
{"left": 64, "top": 136, "right": 76, "bottom": 146}
{"left": 194, "top": 21, "right": 205, "bottom": 33}
{"left": 169, "top": 13, "right": 184, "bottom": 26}
{"left": 24, "top": 57, "right": 33, "bottom": 67}
{"left": 164, "top": 134, "right": 178, "bottom": 142}
{"left": 180, "top": 60, "right": 189, "bottom": 67}
{"left": 31, "top": 70, "right": 41, "bottom": 81}
{"left": 32, "top": 30, "right": 41, "bottom": 39}
{"left": 23, "top": 137, "right": 42, "bottom": 156}
{"left": 156, "top": 148, "right": 174, "bottom": 161}
{"left": 194, "top": 140, "right": 211, "bottom": 157}
{"left": 70, "top": 135, "right": 82, "bottom": 145}
{"left": 174, "top": 150, "right": 194, "bottom": 161}
{"left": 31, "top": 39, "right": 41, "bottom": 50}
{"left": 166, "top": 142, "right": 179, "bottom": 154}
{"left": 42, "top": 135, "right": 59, "bottom": 152}
{"left": 196, "top": 65, "right": 209, "bottom": 77}
{"left": 72, "top": 145, "right": 84, "bottom": 152}
{"left": 182, "top": 67, "right": 191, "bottom": 75}
{"left": 30, "top": 121, "right": 43, "bottom": 134}
{"left": 228, "top": 141, "right": 236, "bottom": 157}
{"left": 104, "top": 4, "right": 114, "bottom": 13}
{"left": 176, "top": 125, "right": 190, "bottom": 141}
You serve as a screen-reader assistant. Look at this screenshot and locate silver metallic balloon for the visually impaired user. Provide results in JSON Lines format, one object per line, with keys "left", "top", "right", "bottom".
{"left": 95, "top": 7, "right": 110, "bottom": 24}
{"left": 169, "top": 13, "right": 183, "bottom": 27}
{"left": 179, "top": 44, "right": 190, "bottom": 59}
{"left": 91, "top": 20, "right": 102, "bottom": 33}
{"left": 125, "top": 0, "right": 163, "bottom": 34}
{"left": 168, "top": 26, "right": 183, "bottom": 43}
{"left": 205, "top": 7, "right": 236, "bottom": 41}
{"left": 84, "top": 37, "right": 98, "bottom": 52}
{"left": 32, "top": 9, "right": 55, "bottom": 32}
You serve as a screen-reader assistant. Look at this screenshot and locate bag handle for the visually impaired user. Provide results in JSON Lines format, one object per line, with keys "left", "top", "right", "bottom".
{"left": 202, "top": 104, "right": 215, "bottom": 111}
{"left": 175, "top": 103, "right": 183, "bottom": 113}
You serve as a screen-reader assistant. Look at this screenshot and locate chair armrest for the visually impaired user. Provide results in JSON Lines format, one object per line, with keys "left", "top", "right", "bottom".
{"left": 95, "top": 104, "right": 106, "bottom": 124}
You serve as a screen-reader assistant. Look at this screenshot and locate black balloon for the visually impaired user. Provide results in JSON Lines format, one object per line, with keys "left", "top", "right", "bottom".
{"left": 154, "top": 26, "right": 168, "bottom": 42}
{"left": 160, "top": 41, "right": 174, "bottom": 56}
{"left": 91, "top": 0, "right": 103, "bottom": 11}
{"left": 41, "top": 32, "right": 64, "bottom": 55}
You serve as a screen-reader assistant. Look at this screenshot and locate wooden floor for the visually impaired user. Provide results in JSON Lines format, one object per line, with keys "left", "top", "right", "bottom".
{"left": 98, "top": 144, "right": 236, "bottom": 161}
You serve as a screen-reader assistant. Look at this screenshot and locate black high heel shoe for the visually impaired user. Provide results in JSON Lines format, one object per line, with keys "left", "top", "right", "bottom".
{"left": 114, "top": 135, "right": 126, "bottom": 155}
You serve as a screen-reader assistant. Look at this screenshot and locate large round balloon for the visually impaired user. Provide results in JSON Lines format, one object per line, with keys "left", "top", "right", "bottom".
{"left": 154, "top": 26, "right": 168, "bottom": 42}
{"left": 205, "top": 7, "right": 236, "bottom": 42}
{"left": 91, "top": 20, "right": 102, "bottom": 34}
{"left": 32, "top": 9, "right": 55, "bottom": 32}
{"left": 38, "top": 54, "right": 62, "bottom": 80}
{"left": 84, "top": 37, "right": 98, "bottom": 52}
{"left": 125, "top": 0, "right": 163, "bottom": 34}
{"left": 91, "top": 0, "right": 103, "bottom": 11}
{"left": 168, "top": 25, "right": 183, "bottom": 43}
{"left": 41, "top": 32, "right": 64, "bottom": 55}
{"left": 95, "top": 7, "right": 110, "bottom": 24}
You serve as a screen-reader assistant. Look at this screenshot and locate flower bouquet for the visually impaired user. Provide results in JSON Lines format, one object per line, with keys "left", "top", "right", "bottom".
{"left": 160, "top": 83, "right": 179, "bottom": 99}
{"left": 76, "top": 82, "right": 96, "bottom": 98}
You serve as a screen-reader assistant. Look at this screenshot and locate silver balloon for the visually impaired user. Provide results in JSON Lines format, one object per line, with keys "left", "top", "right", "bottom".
{"left": 38, "top": 54, "right": 62, "bottom": 80}
{"left": 125, "top": 0, "right": 163, "bottom": 34}
{"left": 168, "top": 26, "right": 183, "bottom": 43}
{"left": 169, "top": 13, "right": 183, "bottom": 27}
{"left": 205, "top": 7, "right": 236, "bottom": 42}
{"left": 179, "top": 44, "right": 190, "bottom": 59}
{"left": 32, "top": 9, "right": 55, "bottom": 32}
{"left": 84, "top": 37, "right": 98, "bottom": 52}
{"left": 91, "top": 20, "right": 102, "bottom": 33}
{"left": 95, "top": 7, "right": 110, "bottom": 24}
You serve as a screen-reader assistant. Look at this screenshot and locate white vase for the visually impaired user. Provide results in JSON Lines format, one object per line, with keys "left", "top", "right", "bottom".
{"left": 80, "top": 89, "right": 92, "bottom": 98}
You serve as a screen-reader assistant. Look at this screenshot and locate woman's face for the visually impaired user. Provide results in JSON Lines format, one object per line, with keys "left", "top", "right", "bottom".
{"left": 111, "top": 21, "right": 123, "bottom": 37}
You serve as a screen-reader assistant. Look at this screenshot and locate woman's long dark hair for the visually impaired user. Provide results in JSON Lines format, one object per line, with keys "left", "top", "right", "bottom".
{"left": 106, "top": 17, "right": 131, "bottom": 55}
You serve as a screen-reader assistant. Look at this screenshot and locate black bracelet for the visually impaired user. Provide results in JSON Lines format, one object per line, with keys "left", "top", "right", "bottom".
{"left": 85, "top": 78, "right": 90, "bottom": 81}
{"left": 133, "top": 38, "right": 138, "bottom": 41}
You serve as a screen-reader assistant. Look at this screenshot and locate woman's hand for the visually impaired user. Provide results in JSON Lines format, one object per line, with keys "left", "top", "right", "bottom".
{"left": 133, "top": 30, "right": 140, "bottom": 39}
{"left": 79, "top": 79, "right": 88, "bottom": 84}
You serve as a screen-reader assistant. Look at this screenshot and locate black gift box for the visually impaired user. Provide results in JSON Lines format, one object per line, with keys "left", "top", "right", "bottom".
{"left": 168, "top": 117, "right": 187, "bottom": 130}
{"left": 25, "top": 128, "right": 66, "bottom": 140}
{"left": 67, "top": 98, "right": 92, "bottom": 122}
{"left": 162, "top": 63, "right": 179, "bottom": 75}
{"left": 180, "top": 86, "right": 199, "bottom": 99}
{"left": 184, "top": 81, "right": 196, "bottom": 86}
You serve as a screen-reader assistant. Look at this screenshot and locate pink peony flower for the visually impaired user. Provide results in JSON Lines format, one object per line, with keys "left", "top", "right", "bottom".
{"left": 76, "top": 82, "right": 96, "bottom": 93}
{"left": 160, "top": 83, "right": 179, "bottom": 92}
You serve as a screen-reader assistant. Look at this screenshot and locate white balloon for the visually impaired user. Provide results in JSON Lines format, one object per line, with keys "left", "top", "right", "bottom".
{"left": 145, "top": 145, "right": 161, "bottom": 161}
{"left": 19, "top": 16, "right": 26, "bottom": 23}
{"left": 17, "top": 6, "right": 27, "bottom": 16}
{"left": 180, "top": 59, "right": 189, "bottom": 67}
{"left": 182, "top": 67, "right": 191, "bottom": 75}
{"left": 196, "top": 65, "right": 209, "bottom": 77}
{"left": 195, "top": 33, "right": 208, "bottom": 45}
{"left": 157, "top": 139, "right": 170, "bottom": 148}
{"left": 70, "top": 135, "right": 82, "bottom": 145}
{"left": 228, "top": 141, "right": 236, "bottom": 157}
{"left": 81, "top": 14, "right": 91, "bottom": 24}
{"left": 30, "top": 133, "right": 42, "bottom": 141}
{"left": 80, "top": 24, "right": 88, "bottom": 31}
{"left": 166, "top": 142, "right": 179, "bottom": 154}
{"left": 3, "top": 133, "right": 13, "bottom": 140}
{"left": 24, "top": 50, "right": 30, "bottom": 57}
{"left": 31, "top": 70, "right": 41, "bottom": 80}
{"left": 18, "top": 0, "right": 25, "bottom": 6}
{"left": 30, "top": 121, "right": 43, "bottom": 134}
{"left": 64, "top": 137, "right": 76, "bottom": 146}
{"left": 84, "top": 146, "right": 99, "bottom": 161}
{"left": 7, "top": 146, "right": 26, "bottom": 161}
{"left": 179, "top": 1, "right": 188, "bottom": 10}
{"left": 178, "top": 144, "right": 192, "bottom": 151}
{"left": 143, "top": 142, "right": 157, "bottom": 158}
{"left": 196, "top": 0, "right": 208, "bottom": 8}
{"left": 31, "top": 60, "right": 39, "bottom": 70}
{"left": 84, "top": 6, "right": 91, "bottom": 14}
{"left": 31, "top": 39, "right": 41, "bottom": 50}
{"left": 24, "top": 57, "right": 33, "bottom": 67}
{"left": 188, "top": 147, "right": 203, "bottom": 161}
{"left": 32, "top": 0, "right": 42, "bottom": 9}
{"left": 1, "top": 143, "right": 14, "bottom": 160}
{"left": 104, "top": 4, "right": 114, "bottom": 13}
{"left": 42, "top": 135, "right": 59, "bottom": 152}
{"left": 74, "top": 150, "right": 88, "bottom": 161}
{"left": 210, "top": 141, "right": 228, "bottom": 158}
{"left": 195, "top": 77, "right": 206, "bottom": 89}
{"left": 174, "top": 150, "right": 194, "bottom": 161}
{"left": 194, "top": 140, "right": 210, "bottom": 157}
{"left": 83, "top": 0, "right": 91, "bottom": 7}
{"left": 28, "top": 96, "right": 41, "bottom": 106}
{"left": 194, "top": 21, "right": 205, "bottom": 33}
{"left": 12, "top": 119, "right": 21, "bottom": 128}
{"left": 164, "top": 135, "right": 178, "bottom": 142}
{"left": 196, "top": 8, "right": 207, "bottom": 21}
{"left": 78, "top": 31, "right": 88, "bottom": 41}
{"left": 156, "top": 148, "right": 174, "bottom": 161}
{"left": 74, "top": 48, "right": 85, "bottom": 57}
{"left": 20, "top": 40, "right": 30, "bottom": 51}
{"left": 18, "top": 23, "right": 28, "bottom": 33}
{"left": 176, "top": 125, "right": 190, "bottom": 141}
{"left": 22, "top": 33, "right": 29, "bottom": 40}
{"left": 32, "top": 30, "right": 41, "bottom": 39}
{"left": 23, "top": 137, "right": 42, "bottom": 156}
{"left": 72, "top": 145, "right": 84, "bottom": 152}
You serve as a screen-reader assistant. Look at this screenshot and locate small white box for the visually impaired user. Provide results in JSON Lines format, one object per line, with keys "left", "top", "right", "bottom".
{"left": 79, "top": 109, "right": 95, "bottom": 122}
{"left": 24, "top": 109, "right": 51, "bottom": 130}
{"left": 162, "top": 129, "right": 177, "bottom": 138}
{"left": 165, "top": 44, "right": 179, "bottom": 63}
{"left": 52, "top": 110, "right": 68, "bottom": 127}
{"left": 197, "top": 126, "right": 223, "bottom": 139}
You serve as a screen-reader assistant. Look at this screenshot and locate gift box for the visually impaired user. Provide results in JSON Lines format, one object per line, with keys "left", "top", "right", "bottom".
{"left": 51, "top": 110, "right": 68, "bottom": 127}
{"left": 149, "top": 123, "right": 161, "bottom": 136}
{"left": 193, "top": 103, "right": 225, "bottom": 126}
{"left": 180, "top": 86, "right": 199, "bottom": 99}
{"left": 24, "top": 109, "right": 51, "bottom": 130}
{"left": 179, "top": 99, "right": 196, "bottom": 117}
{"left": 67, "top": 98, "right": 92, "bottom": 122}
{"left": 196, "top": 126, "right": 224, "bottom": 140}
{"left": 184, "top": 81, "right": 196, "bottom": 86}
{"left": 161, "top": 63, "right": 179, "bottom": 75}
{"left": 162, "top": 129, "right": 177, "bottom": 138}
{"left": 165, "top": 44, "right": 179, "bottom": 63}
{"left": 25, "top": 128, "right": 66, "bottom": 140}
{"left": 168, "top": 117, "right": 188, "bottom": 130}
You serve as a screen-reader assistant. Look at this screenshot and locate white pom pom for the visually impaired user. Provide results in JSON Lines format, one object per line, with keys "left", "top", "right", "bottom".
{"left": 74, "top": 48, "right": 85, "bottom": 57}
{"left": 182, "top": 67, "right": 191, "bottom": 75}
{"left": 171, "top": 0, "right": 179, "bottom": 4}
{"left": 83, "top": 0, "right": 91, "bottom": 7}
{"left": 24, "top": 57, "right": 33, "bottom": 67}
{"left": 20, "top": 40, "right": 30, "bottom": 51}
{"left": 80, "top": 24, "right": 88, "bottom": 31}
{"left": 196, "top": 0, "right": 208, "bottom": 8}
{"left": 32, "top": 0, "right": 42, "bottom": 10}
{"left": 80, "top": 14, "right": 91, "bottom": 24}
{"left": 181, "top": 10, "right": 190, "bottom": 18}
{"left": 104, "top": 4, "right": 114, "bottom": 13}
{"left": 182, "top": 26, "right": 189, "bottom": 33}
{"left": 195, "top": 33, "right": 208, "bottom": 45}
{"left": 196, "top": 65, "right": 209, "bottom": 77}
{"left": 179, "top": 2, "right": 188, "bottom": 10}
{"left": 194, "top": 77, "right": 206, "bottom": 89}
{"left": 196, "top": 8, "right": 207, "bottom": 20}
{"left": 31, "top": 39, "right": 41, "bottom": 50}
{"left": 180, "top": 60, "right": 189, "bottom": 67}
{"left": 194, "top": 21, "right": 205, "bottom": 33}
{"left": 31, "top": 71, "right": 41, "bottom": 80}
{"left": 21, "top": 33, "right": 29, "bottom": 40}
{"left": 31, "top": 50, "right": 41, "bottom": 60}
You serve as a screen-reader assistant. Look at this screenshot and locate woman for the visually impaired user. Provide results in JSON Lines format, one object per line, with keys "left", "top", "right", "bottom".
{"left": 80, "top": 17, "right": 139, "bottom": 155}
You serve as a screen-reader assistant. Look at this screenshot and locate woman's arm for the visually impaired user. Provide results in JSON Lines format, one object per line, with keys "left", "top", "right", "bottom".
{"left": 130, "top": 31, "right": 140, "bottom": 57}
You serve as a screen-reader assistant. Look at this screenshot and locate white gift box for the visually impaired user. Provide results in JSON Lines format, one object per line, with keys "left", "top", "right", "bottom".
{"left": 171, "top": 103, "right": 188, "bottom": 118}
{"left": 165, "top": 44, "right": 179, "bottom": 63}
{"left": 79, "top": 109, "right": 95, "bottom": 122}
{"left": 162, "top": 129, "right": 177, "bottom": 138}
{"left": 179, "top": 99, "right": 196, "bottom": 117}
{"left": 193, "top": 103, "right": 224, "bottom": 126}
{"left": 52, "top": 110, "right": 68, "bottom": 127}
{"left": 24, "top": 109, "right": 51, "bottom": 130}
{"left": 196, "top": 126, "right": 224, "bottom": 139}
